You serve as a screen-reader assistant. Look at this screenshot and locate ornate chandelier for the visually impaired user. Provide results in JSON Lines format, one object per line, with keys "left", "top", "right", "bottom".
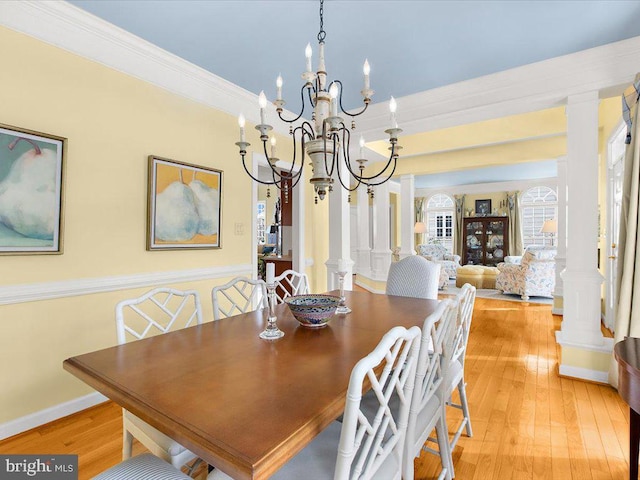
{"left": 235, "top": 0, "right": 401, "bottom": 203}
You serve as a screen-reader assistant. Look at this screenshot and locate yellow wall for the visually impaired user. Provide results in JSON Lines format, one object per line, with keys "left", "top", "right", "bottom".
{"left": 0, "top": 26, "right": 321, "bottom": 424}
{"left": 390, "top": 192, "right": 400, "bottom": 247}
{"left": 306, "top": 186, "right": 329, "bottom": 292}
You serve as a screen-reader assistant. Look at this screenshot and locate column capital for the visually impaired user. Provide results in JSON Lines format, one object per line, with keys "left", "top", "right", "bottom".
{"left": 566, "top": 90, "right": 599, "bottom": 106}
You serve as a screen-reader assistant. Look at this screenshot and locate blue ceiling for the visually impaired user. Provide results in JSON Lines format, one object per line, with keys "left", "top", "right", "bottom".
{"left": 68, "top": 1, "right": 640, "bottom": 110}
{"left": 414, "top": 159, "right": 557, "bottom": 189}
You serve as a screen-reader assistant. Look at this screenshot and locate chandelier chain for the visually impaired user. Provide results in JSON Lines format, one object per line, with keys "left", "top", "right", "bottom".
{"left": 318, "top": 0, "right": 326, "bottom": 43}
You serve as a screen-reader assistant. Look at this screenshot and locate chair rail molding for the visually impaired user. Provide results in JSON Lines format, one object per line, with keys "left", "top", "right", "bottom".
{"left": 0, "top": 265, "right": 252, "bottom": 305}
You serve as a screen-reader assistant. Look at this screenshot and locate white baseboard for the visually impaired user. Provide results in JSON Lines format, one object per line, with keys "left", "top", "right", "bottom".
{"left": 558, "top": 364, "right": 609, "bottom": 384}
{"left": 0, "top": 392, "right": 108, "bottom": 441}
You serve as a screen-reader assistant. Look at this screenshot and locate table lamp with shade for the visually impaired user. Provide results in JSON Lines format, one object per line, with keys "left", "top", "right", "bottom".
{"left": 414, "top": 221, "right": 427, "bottom": 245}
{"left": 540, "top": 219, "right": 557, "bottom": 246}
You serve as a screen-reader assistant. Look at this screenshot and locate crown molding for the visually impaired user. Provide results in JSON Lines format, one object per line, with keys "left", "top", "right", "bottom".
{"left": 358, "top": 35, "right": 640, "bottom": 140}
{"left": 0, "top": 264, "right": 252, "bottom": 305}
{"left": 1, "top": 1, "right": 639, "bottom": 142}
{"left": 0, "top": 0, "right": 288, "bottom": 133}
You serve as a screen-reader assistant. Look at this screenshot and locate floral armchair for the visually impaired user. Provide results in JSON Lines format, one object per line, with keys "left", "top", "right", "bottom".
{"left": 495, "top": 247, "right": 556, "bottom": 300}
{"left": 416, "top": 243, "right": 461, "bottom": 279}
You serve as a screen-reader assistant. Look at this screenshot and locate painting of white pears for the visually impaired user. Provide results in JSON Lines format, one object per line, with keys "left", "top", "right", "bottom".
{"left": 0, "top": 125, "right": 66, "bottom": 255}
{"left": 147, "top": 156, "right": 222, "bottom": 250}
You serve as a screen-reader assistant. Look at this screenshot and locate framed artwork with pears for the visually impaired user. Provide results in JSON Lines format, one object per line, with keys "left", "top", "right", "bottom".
{"left": 147, "top": 156, "right": 222, "bottom": 250}
{"left": 0, "top": 123, "right": 66, "bottom": 255}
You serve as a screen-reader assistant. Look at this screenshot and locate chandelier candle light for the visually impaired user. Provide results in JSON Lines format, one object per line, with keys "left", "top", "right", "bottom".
{"left": 235, "top": 0, "right": 402, "bottom": 204}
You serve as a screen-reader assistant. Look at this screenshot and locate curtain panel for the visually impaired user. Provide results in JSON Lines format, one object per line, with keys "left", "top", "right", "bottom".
{"left": 610, "top": 73, "right": 640, "bottom": 387}
{"left": 507, "top": 191, "right": 524, "bottom": 256}
{"left": 454, "top": 194, "right": 465, "bottom": 257}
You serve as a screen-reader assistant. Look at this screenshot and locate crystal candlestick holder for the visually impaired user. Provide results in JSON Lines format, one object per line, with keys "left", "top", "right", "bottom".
{"left": 336, "top": 270, "right": 351, "bottom": 314}
{"left": 259, "top": 284, "right": 284, "bottom": 340}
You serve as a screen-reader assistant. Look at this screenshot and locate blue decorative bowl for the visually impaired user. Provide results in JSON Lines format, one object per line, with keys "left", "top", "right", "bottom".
{"left": 285, "top": 294, "right": 340, "bottom": 328}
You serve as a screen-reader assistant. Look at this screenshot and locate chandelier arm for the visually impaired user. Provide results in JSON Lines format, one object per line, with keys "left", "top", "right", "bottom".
{"left": 365, "top": 157, "right": 398, "bottom": 186}
{"left": 282, "top": 128, "right": 307, "bottom": 179}
{"left": 271, "top": 168, "right": 284, "bottom": 189}
{"left": 334, "top": 150, "right": 362, "bottom": 193}
{"left": 348, "top": 142, "right": 398, "bottom": 182}
{"left": 321, "top": 120, "right": 337, "bottom": 180}
{"left": 333, "top": 126, "right": 363, "bottom": 192}
{"left": 260, "top": 139, "right": 299, "bottom": 181}
{"left": 263, "top": 127, "right": 308, "bottom": 185}
{"left": 339, "top": 125, "right": 373, "bottom": 181}
{"left": 308, "top": 84, "right": 317, "bottom": 109}
{"left": 358, "top": 143, "right": 399, "bottom": 186}
{"left": 261, "top": 139, "right": 277, "bottom": 173}
{"left": 287, "top": 165, "right": 305, "bottom": 190}
{"left": 299, "top": 122, "right": 316, "bottom": 140}
{"left": 277, "top": 84, "right": 311, "bottom": 123}
{"left": 334, "top": 80, "right": 369, "bottom": 117}
{"left": 239, "top": 154, "right": 280, "bottom": 186}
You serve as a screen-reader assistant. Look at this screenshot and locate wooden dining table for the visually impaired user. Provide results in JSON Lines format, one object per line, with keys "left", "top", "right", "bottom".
{"left": 63, "top": 290, "right": 439, "bottom": 480}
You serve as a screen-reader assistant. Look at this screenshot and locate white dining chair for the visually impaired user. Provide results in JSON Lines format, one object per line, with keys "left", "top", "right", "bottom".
{"left": 272, "top": 269, "right": 310, "bottom": 303}
{"left": 209, "top": 325, "right": 421, "bottom": 480}
{"left": 358, "top": 299, "right": 458, "bottom": 480}
{"left": 211, "top": 277, "right": 268, "bottom": 320}
{"left": 446, "top": 283, "right": 477, "bottom": 450}
{"left": 92, "top": 453, "right": 192, "bottom": 480}
{"left": 403, "top": 299, "right": 458, "bottom": 480}
{"left": 385, "top": 255, "right": 440, "bottom": 300}
{"left": 115, "top": 287, "right": 203, "bottom": 471}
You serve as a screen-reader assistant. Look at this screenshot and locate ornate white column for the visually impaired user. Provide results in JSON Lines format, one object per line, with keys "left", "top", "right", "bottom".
{"left": 325, "top": 161, "right": 352, "bottom": 291}
{"left": 356, "top": 183, "right": 371, "bottom": 277}
{"left": 370, "top": 182, "right": 392, "bottom": 280}
{"left": 553, "top": 156, "right": 567, "bottom": 316}
{"left": 556, "top": 92, "right": 612, "bottom": 381}
{"left": 399, "top": 174, "right": 416, "bottom": 260}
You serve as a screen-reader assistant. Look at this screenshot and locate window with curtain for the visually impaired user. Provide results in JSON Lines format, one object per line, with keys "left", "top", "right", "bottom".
{"left": 426, "top": 193, "right": 454, "bottom": 253}
{"left": 257, "top": 200, "right": 266, "bottom": 244}
{"left": 520, "top": 186, "right": 557, "bottom": 247}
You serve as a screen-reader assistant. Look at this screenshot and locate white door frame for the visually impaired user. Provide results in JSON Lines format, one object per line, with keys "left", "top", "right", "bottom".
{"left": 251, "top": 153, "right": 304, "bottom": 279}
{"left": 604, "top": 120, "right": 627, "bottom": 331}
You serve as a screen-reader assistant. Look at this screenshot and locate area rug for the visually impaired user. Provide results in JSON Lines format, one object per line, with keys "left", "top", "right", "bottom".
{"left": 442, "top": 281, "right": 553, "bottom": 305}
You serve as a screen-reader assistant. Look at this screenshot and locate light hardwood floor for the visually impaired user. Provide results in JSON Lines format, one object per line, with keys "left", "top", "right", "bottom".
{"left": 0, "top": 297, "right": 630, "bottom": 479}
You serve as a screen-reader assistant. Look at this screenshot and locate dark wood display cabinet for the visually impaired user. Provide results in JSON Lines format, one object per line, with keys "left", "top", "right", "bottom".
{"left": 463, "top": 216, "right": 509, "bottom": 266}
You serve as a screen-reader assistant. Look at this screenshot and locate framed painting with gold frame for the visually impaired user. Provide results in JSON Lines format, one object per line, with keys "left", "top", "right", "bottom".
{"left": 147, "top": 156, "right": 222, "bottom": 250}
{"left": 0, "top": 123, "right": 66, "bottom": 255}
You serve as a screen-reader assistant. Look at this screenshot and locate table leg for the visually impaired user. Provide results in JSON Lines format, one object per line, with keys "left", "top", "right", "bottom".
{"left": 631, "top": 407, "right": 640, "bottom": 480}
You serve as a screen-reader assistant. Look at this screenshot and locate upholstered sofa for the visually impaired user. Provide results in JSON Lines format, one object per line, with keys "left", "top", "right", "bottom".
{"left": 495, "top": 247, "right": 556, "bottom": 300}
{"left": 416, "top": 243, "right": 461, "bottom": 279}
